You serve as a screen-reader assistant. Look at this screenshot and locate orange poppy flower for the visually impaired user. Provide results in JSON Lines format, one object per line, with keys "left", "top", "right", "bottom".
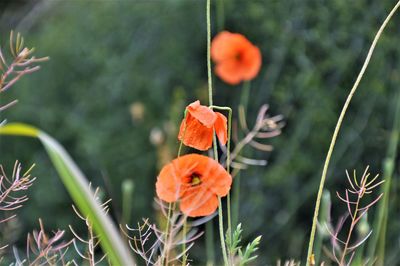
{"left": 178, "top": 100, "right": 227, "bottom": 151}
{"left": 155, "top": 154, "right": 232, "bottom": 217}
{"left": 211, "top": 31, "right": 262, "bottom": 85}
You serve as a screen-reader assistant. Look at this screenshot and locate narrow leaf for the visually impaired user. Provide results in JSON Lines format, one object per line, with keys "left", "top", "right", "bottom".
{"left": 0, "top": 123, "right": 135, "bottom": 265}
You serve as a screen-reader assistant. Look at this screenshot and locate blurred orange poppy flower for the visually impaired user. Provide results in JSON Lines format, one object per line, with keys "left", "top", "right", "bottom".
{"left": 211, "top": 31, "right": 262, "bottom": 85}
{"left": 156, "top": 154, "right": 232, "bottom": 217}
{"left": 178, "top": 100, "right": 227, "bottom": 151}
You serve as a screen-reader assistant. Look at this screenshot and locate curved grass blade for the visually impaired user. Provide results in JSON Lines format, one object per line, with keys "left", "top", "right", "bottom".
{"left": 0, "top": 123, "right": 135, "bottom": 265}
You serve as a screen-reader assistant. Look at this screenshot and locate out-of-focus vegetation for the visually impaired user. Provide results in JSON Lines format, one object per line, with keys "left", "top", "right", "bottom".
{"left": 1, "top": 0, "right": 400, "bottom": 264}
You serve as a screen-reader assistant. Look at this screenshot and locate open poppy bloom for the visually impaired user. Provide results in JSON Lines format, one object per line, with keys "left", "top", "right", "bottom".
{"left": 211, "top": 31, "right": 262, "bottom": 85}
{"left": 156, "top": 154, "right": 232, "bottom": 217}
{"left": 178, "top": 100, "right": 227, "bottom": 151}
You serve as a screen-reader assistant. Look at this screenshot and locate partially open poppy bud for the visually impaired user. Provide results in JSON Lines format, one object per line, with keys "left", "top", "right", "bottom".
{"left": 178, "top": 100, "right": 227, "bottom": 151}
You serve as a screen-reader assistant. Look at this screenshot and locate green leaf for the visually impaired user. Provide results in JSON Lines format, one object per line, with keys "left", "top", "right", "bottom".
{"left": 0, "top": 123, "right": 135, "bottom": 265}
{"left": 239, "top": 235, "right": 261, "bottom": 266}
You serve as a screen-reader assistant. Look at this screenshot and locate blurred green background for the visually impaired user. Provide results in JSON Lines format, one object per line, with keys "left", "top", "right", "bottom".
{"left": 1, "top": 0, "right": 400, "bottom": 264}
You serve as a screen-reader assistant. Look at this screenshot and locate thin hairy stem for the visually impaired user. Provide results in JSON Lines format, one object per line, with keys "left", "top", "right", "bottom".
{"left": 163, "top": 202, "right": 173, "bottom": 266}
{"left": 210, "top": 105, "right": 233, "bottom": 242}
{"left": 206, "top": 0, "right": 228, "bottom": 265}
{"left": 164, "top": 118, "right": 186, "bottom": 265}
{"left": 182, "top": 218, "right": 187, "bottom": 266}
{"left": 218, "top": 197, "right": 229, "bottom": 265}
{"left": 206, "top": 1, "right": 229, "bottom": 265}
{"left": 207, "top": 0, "right": 213, "bottom": 108}
{"left": 306, "top": 2, "right": 400, "bottom": 265}
{"left": 232, "top": 172, "right": 240, "bottom": 229}
{"left": 177, "top": 111, "right": 187, "bottom": 157}
{"left": 226, "top": 108, "right": 232, "bottom": 248}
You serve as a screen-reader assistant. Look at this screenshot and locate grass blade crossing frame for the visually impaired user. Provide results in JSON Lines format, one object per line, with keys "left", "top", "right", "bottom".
{"left": 0, "top": 123, "right": 135, "bottom": 266}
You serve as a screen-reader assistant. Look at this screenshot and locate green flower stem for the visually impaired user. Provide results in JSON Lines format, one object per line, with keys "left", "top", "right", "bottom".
{"left": 206, "top": 221, "right": 215, "bottom": 266}
{"left": 163, "top": 202, "right": 173, "bottom": 266}
{"left": 165, "top": 112, "right": 187, "bottom": 266}
{"left": 305, "top": 2, "right": 400, "bottom": 265}
{"left": 182, "top": 217, "right": 188, "bottom": 266}
{"left": 121, "top": 179, "right": 134, "bottom": 227}
{"left": 211, "top": 105, "right": 233, "bottom": 240}
{"left": 232, "top": 172, "right": 240, "bottom": 229}
{"left": 177, "top": 110, "right": 187, "bottom": 157}
{"left": 207, "top": 0, "right": 213, "bottom": 108}
{"left": 313, "top": 190, "right": 331, "bottom": 264}
{"left": 206, "top": 0, "right": 229, "bottom": 265}
{"left": 218, "top": 196, "right": 229, "bottom": 265}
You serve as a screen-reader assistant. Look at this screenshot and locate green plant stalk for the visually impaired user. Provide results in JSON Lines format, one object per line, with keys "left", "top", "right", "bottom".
{"left": 206, "top": 221, "right": 215, "bottom": 266}
{"left": 305, "top": 2, "right": 400, "bottom": 265}
{"left": 377, "top": 195, "right": 389, "bottom": 265}
{"left": 218, "top": 196, "right": 229, "bottom": 265}
{"left": 211, "top": 105, "right": 233, "bottom": 239}
{"left": 313, "top": 190, "right": 331, "bottom": 264}
{"left": 206, "top": 0, "right": 229, "bottom": 264}
{"left": 352, "top": 214, "right": 369, "bottom": 265}
{"left": 367, "top": 91, "right": 400, "bottom": 264}
{"left": 206, "top": 0, "right": 218, "bottom": 164}
{"left": 232, "top": 172, "right": 240, "bottom": 229}
{"left": 207, "top": 0, "right": 213, "bottom": 108}
{"left": 165, "top": 113, "right": 186, "bottom": 266}
{"left": 225, "top": 107, "right": 233, "bottom": 253}
{"left": 164, "top": 202, "right": 173, "bottom": 266}
{"left": 182, "top": 218, "right": 188, "bottom": 266}
{"left": 121, "top": 179, "right": 134, "bottom": 226}
{"left": 0, "top": 123, "right": 135, "bottom": 266}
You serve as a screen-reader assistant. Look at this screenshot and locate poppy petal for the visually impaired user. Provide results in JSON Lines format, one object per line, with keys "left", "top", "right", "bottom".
{"left": 242, "top": 45, "right": 262, "bottom": 80}
{"left": 205, "top": 167, "right": 232, "bottom": 197}
{"left": 214, "top": 112, "right": 228, "bottom": 146}
{"left": 178, "top": 114, "right": 214, "bottom": 151}
{"left": 187, "top": 101, "right": 216, "bottom": 128}
{"left": 156, "top": 163, "right": 182, "bottom": 202}
{"left": 211, "top": 31, "right": 239, "bottom": 62}
{"left": 214, "top": 59, "right": 243, "bottom": 85}
{"left": 156, "top": 154, "right": 231, "bottom": 217}
{"left": 198, "top": 157, "right": 232, "bottom": 196}
{"left": 180, "top": 188, "right": 218, "bottom": 217}
{"left": 211, "top": 31, "right": 252, "bottom": 63}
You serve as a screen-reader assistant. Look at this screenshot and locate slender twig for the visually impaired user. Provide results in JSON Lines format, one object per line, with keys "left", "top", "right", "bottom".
{"left": 339, "top": 192, "right": 362, "bottom": 265}
{"left": 305, "top": 2, "right": 400, "bottom": 264}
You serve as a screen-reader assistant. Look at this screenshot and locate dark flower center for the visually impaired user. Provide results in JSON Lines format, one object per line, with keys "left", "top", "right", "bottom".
{"left": 189, "top": 172, "right": 202, "bottom": 186}
{"left": 235, "top": 51, "right": 243, "bottom": 62}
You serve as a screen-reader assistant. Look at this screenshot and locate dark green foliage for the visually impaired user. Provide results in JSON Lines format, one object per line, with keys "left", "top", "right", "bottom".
{"left": 1, "top": 0, "right": 400, "bottom": 264}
